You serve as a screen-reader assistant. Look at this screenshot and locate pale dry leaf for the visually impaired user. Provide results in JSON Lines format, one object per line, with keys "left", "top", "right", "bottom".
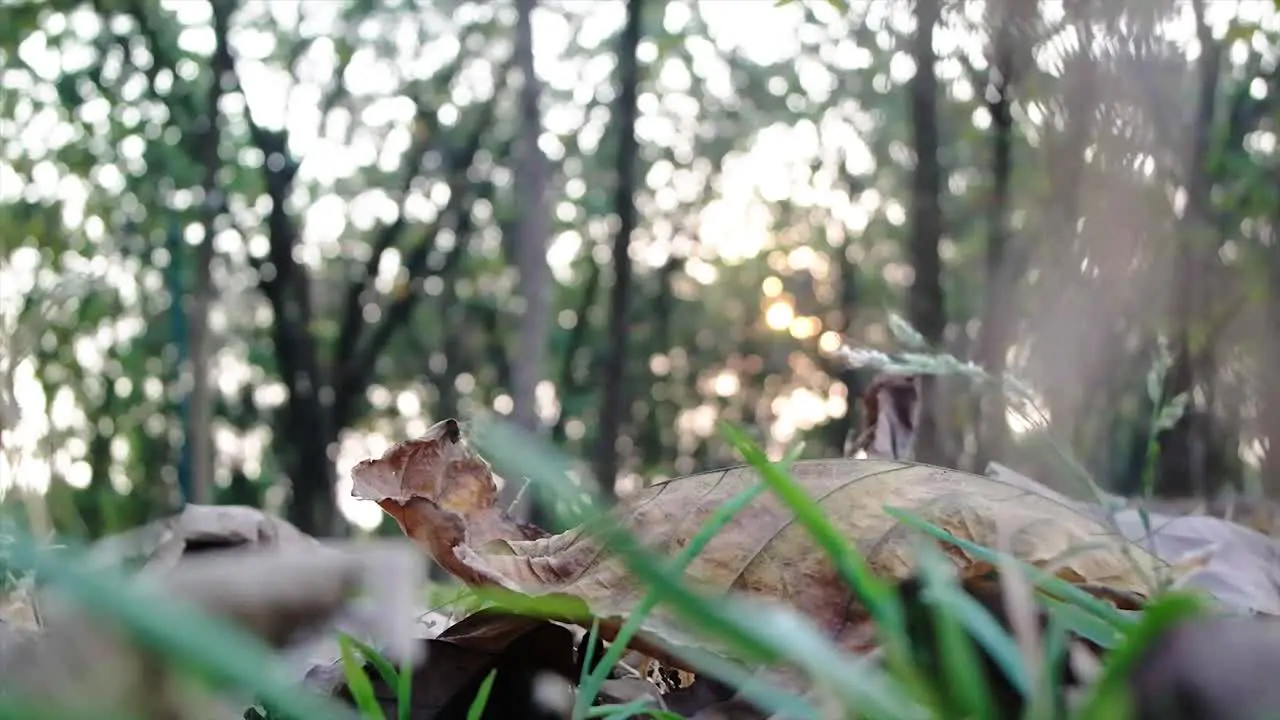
{"left": 988, "top": 461, "right": 1280, "bottom": 615}
{"left": 351, "top": 419, "right": 1164, "bottom": 666}
{"left": 0, "top": 540, "right": 423, "bottom": 720}
{"left": 162, "top": 541, "right": 425, "bottom": 665}
{"left": 87, "top": 503, "right": 318, "bottom": 573}
{"left": 1111, "top": 508, "right": 1280, "bottom": 615}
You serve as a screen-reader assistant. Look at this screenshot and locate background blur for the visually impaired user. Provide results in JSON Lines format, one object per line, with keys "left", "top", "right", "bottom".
{"left": 1, "top": 0, "right": 1277, "bottom": 540}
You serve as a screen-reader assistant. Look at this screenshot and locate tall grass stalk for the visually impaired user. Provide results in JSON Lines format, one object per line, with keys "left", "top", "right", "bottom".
{"left": 469, "top": 417, "right": 928, "bottom": 719}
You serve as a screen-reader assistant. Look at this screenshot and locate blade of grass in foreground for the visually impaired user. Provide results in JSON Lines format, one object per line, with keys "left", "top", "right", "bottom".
{"left": 338, "top": 634, "right": 385, "bottom": 720}
{"left": 572, "top": 442, "right": 806, "bottom": 717}
{"left": 337, "top": 635, "right": 415, "bottom": 720}
{"left": 1023, "top": 614, "right": 1071, "bottom": 720}
{"left": 469, "top": 419, "right": 786, "bottom": 664}
{"left": 465, "top": 670, "right": 497, "bottom": 720}
{"left": 912, "top": 541, "right": 1000, "bottom": 718}
{"left": 337, "top": 634, "right": 400, "bottom": 702}
{"left": 469, "top": 416, "right": 926, "bottom": 720}
{"left": 1075, "top": 591, "right": 1211, "bottom": 718}
{"left": 3, "top": 533, "right": 354, "bottom": 720}
{"left": 395, "top": 656, "right": 413, "bottom": 720}
{"left": 716, "top": 423, "right": 918, "bottom": 675}
{"left": 1038, "top": 596, "right": 1124, "bottom": 649}
{"left": 884, "top": 506, "right": 1131, "bottom": 628}
{"left": 461, "top": 581, "right": 833, "bottom": 715}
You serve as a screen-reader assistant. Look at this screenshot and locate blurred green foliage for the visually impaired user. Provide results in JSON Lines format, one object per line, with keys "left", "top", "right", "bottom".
{"left": 1, "top": 0, "right": 1279, "bottom": 538}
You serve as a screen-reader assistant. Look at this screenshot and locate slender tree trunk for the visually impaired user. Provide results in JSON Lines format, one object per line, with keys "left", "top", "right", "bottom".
{"left": 906, "top": 0, "right": 946, "bottom": 466}
{"left": 1158, "top": 0, "right": 1220, "bottom": 498}
{"left": 188, "top": 0, "right": 233, "bottom": 505}
{"left": 511, "top": 0, "right": 553, "bottom": 521}
{"left": 592, "top": 0, "right": 644, "bottom": 500}
{"left": 1263, "top": 250, "right": 1280, "bottom": 492}
{"left": 550, "top": 262, "right": 599, "bottom": 447}
{"left": 831, "top": 222, "right": 862, "bottom": 456}
{"left": 972, "top": 5, "right": 1020, "bottom": 472}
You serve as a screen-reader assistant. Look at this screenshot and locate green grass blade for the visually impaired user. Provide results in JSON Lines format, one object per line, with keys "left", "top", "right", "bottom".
{"left": 587, "top": 699, "right": 681, "bottom": 719}
{"left": 1022, "top": 614, "right": 1069, "bottom": 720}
{"left": 717, "top": 423, "right": 914, "bottom": 671}
{"left": 573, "top": 476, "right": 773, "bottom": 716}
{"left": 469, "top": 417, "right": 926, "bottom": 720}
{"left": 914, "top": 550, "right": 1030, "bottom": 697}
{"left": 338, "top": 635, "right": 386, "bottom": 720}
{"left": 338, "top": 634, "right": 400, "bottom": 699}
{"left": 334, "top": 634, "right": 412, "bottom": 720}
{"left": 884, "top": 506, "right": 1132, "bottom": 628}
{"left": 469, "top": 585, "right": 595, "bottom": 621}
{"left": 1039, "top": 596, "right": 1124, "bottom": 649}
{"left": 913, "top": 543, "right": 997, "bottom": 719}
{"left": 466, "top": 670, "right": 497, "bottom": 720}
{"left": 1075, "top": 592, "right": 1211, "bottom": 717}
{"left": 396, "top": 655, "right": 413, "bottom": 720}
{"left": 578, "top": 618, "right": 601, "bottom": 689}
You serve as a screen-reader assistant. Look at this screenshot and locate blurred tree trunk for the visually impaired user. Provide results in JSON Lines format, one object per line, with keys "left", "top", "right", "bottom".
{"left": 260, "top": 133, "right": 339, "bottom": 535}
{"left": 906, "top": 0, "right": 947, "bottom": 466}
{"left": 1158, "top": 0, "right": 1221, "bottom": 498}
{"left": 592, "top": 0, "right": 643, "bottom": 500}
{"left": 829, "top": 167, "right": 863, "bottom": 455}
{"left": 831, "top": 248, "right": 861, "bottom": 456}
{"left": 1034, "top": 14, "right": 1095, "bottom": 443}
{"left": 638, "top": 257, "right": 678, "bottom": 468}
{"left": 551, "top": 262, "right": 599, "bottom": 448}
{"left": 187, "top": 0, "right": 233, "bottom": 506}
{"left": 205, "top": 0, "right": 337, "bottom": 534}
{"left": 971, "top": 8, "right": 1018, "bottom": 473}
{"left": 1262, "top": 197, "right": 1280, "bottom": 490}
{"left": 511, "top": 0, "right": 552, "bottom": 521}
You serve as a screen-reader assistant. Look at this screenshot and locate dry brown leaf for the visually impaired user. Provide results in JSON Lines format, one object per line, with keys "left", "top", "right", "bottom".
{"left": 351, "top": 419, "right": 1165, "bottom": 664}
{"left": 846, "top": 373, "right": 921, "bottom": 459}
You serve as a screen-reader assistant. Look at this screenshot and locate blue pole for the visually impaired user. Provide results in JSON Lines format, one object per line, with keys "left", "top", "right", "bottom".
{"left": 166, "top": 222, "right": 193, "bottom": 507}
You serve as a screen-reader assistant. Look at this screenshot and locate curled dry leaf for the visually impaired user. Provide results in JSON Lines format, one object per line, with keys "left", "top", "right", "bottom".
{"left": 351, "top": 419, "right": 1165, "bottom": 665}
{"left": 845, "top": 373, "right": 921, "bottom": 459}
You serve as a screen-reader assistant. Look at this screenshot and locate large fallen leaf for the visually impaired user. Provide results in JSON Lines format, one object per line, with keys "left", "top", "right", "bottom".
{"left": 351, "top": 420, "right": 1164, "bottom": 664}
